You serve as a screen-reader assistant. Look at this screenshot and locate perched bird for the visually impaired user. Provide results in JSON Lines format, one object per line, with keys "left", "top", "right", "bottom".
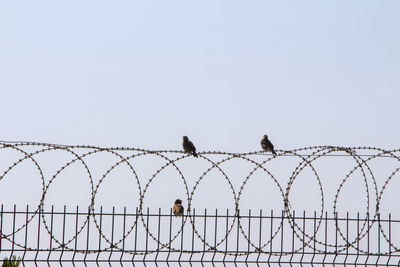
{"left": 261, "top": 135, "right": 277, "bottom": 155}
{"left": 182, "top": 136, "right": 198, "bottom": 157}
{"left": 173, "top": 199, "right": 184, "bottom": 216}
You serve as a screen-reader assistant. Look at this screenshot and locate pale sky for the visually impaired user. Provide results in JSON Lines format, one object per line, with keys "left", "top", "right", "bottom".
{"left": 1, "top": 0, "right": 399, "bottom": 151}
{"left": 0, "top": 1, "right": 399, "bottom": 216}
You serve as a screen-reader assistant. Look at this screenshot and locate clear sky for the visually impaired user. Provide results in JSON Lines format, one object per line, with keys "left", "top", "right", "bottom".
{"left": 1, "top": 0, "right": 399, "bottom": 151}
{"left": 0, "top": 1, "right": 400, "bottom": 216}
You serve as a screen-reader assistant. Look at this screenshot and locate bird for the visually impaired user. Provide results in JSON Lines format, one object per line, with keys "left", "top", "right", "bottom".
{"left": 261, "top": 135, "right": 277, "bottom": 155}
{"left": 182, "top": 136, "right": 198, "bottom": 157}
{"left": 173, "top": 199, "right": 184, "bottom": 216}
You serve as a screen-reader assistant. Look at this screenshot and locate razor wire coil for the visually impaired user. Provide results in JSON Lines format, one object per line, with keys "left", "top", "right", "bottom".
{"left": 0, "top": 141, "right": 399, "bottom": 257}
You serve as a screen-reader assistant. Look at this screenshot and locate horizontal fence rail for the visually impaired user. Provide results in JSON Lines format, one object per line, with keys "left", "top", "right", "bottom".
{"left": 0, "top": 207, "right": 399, "bottom": 265}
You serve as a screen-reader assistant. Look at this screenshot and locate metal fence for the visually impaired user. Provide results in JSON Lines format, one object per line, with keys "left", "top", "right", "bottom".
{"left": 1, "top": 142, "right": 400, "bottom": 265}
{"left": 0, "top": 206, "right": 399, "bottom": 265}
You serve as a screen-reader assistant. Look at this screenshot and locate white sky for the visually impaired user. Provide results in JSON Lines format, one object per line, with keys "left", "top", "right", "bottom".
{"left": 1, "top": 0, "right": 399, "bottom": 150}
{"left": 0, "top": 1, "right": 399, "bottom": 216}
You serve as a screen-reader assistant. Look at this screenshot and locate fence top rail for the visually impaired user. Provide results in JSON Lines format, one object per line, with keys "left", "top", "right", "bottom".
{"left": 0, "top": 206, "right": 399, "bottom": 223}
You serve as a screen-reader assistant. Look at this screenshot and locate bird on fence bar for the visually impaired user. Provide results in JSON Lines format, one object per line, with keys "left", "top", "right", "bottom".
{"left": 261, "top": 135, "right": 277, "bottom": 155}
{"left": 182, "top": 136, "right": 198, "bottom": 157}
{"left": 173, "top": 199, "right": 184, "bottom": 216}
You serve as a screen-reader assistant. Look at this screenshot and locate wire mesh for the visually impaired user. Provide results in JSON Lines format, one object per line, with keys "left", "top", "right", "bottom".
{"left": 0, "top": 206, "right": 399, "bottom": 265}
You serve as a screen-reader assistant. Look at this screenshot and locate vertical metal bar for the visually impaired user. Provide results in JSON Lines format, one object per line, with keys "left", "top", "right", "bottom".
{"left": 333, "top": 211, "right": 338, "bottom": 265}
{"left": 311, "top": 210, "right": 316, "bottom": 264}
{"left": 300, "top": 210, "right": 305, "bottom": 265}
{"left": 278, "top": 210, "right": 284, "bottom": 264}
{"left": 223, "top": 209, "right": 228, "bottom": 264}
{"left": 120, "top": 207, "right": 127, "bottom": 265}
{"left": 346, "top": 211, "right": 349, "bottom": 250}
{"left": 289, "top": 210, "right": 295, "bottom": 265}
{"left": 144, "top": 205, "right": 152, "bottom": 263}
{"left": 201, "top": 208, "right": 207, "bottom": 263}
{"left": 189, "top": 208, "right": 195, "bottom": 263}
{"left": 268, "top": 210, "right": 273, "bottom": 264}
{"left": 211, "top": 209, "right": 217, "bottom": 263}
{"left": 234, "top": 209, "right": 239, "bottom": 264}
{"left": 248, "top": 209, "right": 251, "bottom": 254}
{"left": 34, "top": 205, "right": 41, "bottom": 264}
{"left": 215, "top": 209, "right": 218, "bottom": 250}
{"left": 344, "top": 211, "right": 349, "bottom": 265}
{"left": 355, "top": 212, "right": 359, "bottom": 265}
{"left": 204, "top": 208, "right": 208, "bottom": 251}
{"left": 246, "top": 209, "right": 251, "bottom": 263}
{"left": 378, "top": 213, "right": 381, "bottom": 254}
{"left": 386, "top": 213, "right": 391, "bottom": 265}
{"left": 109, "top": 206, "right": 116, "bottom": 263}
{"left": 325, "top": 211, "right": 327, "bottom": 252}
{"left": 47, "top": 205, "right": 54, "bottom": 266}
{"left": 155, "top": 207, "right": 161, "bottom": 262}
{"left": 210, "top": 209, "right": 218, "bottom": 265}
{"left": 376, "top": 213, "right": 381, "bottom": 265}
{"left": 365, "top": 212, "right": 370, "bottom": 265}
{"left": 166, "top": 207, "right": 173, "bottom": 263}
{"left": 59, "top": 205, "right": 67, "bottom": 265}
{"left": 132, "top": 207, "right": 138, "bottom": 263}
{"left": 72, "top": 206, "right": 79, "bottom": 263}
{"left": 367, "top": 212, "right": 370, "bottom": 253}
{"left": 178, "top": 207, "right": 185, "bottom": 264}
{"left": 10, "top": 204, "right": 16, "bottom": 258}
{"left": 144, "top": 207, "right": 149, "bottom": 262}
{"left": 22, "top": 205, "right": 29, "bottom": 263}
{"left": 335, "top": 212, "right": 338, "bottom": 252}
{"left": 256, "top": 209, "right": 262, "bottom": 264}
{"left": 143, "top": 207, "right": 150, "bottom": 265}
{"left": 96, "top": 206, "right": 103, "bottom": 265}
{"left": 0, "top": 204, "right": 3, "bottom": 252}
{"left": 181, "top": 208, "right": 185, "bottom": 250}
{"left": 322, "top": 211, "right": 327, "bottom": 265}
{"left": 84, "top": 206, "right": 90, "bottom": 265}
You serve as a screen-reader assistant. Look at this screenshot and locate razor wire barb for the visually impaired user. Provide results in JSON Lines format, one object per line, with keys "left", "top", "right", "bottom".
{"left": 0, "top": 141, "right": 400, "bottom": 265}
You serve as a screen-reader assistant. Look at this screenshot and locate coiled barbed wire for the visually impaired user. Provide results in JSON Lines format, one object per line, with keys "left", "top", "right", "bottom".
{"left": 0, "top": 141, "right": 399, "bottom": 256}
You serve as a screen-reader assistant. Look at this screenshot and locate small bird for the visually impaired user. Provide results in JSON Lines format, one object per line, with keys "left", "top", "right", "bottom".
{"left": 182, "top": 136, "right": 198, "bottom": 157}
{"left": 261, "top": 135, "right": 277, "bottom": 155}
{"left": 173, "top": 199, "right": 184, "bottom": 216}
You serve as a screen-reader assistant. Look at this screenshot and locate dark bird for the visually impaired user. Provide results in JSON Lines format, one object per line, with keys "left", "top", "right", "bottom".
{"left": 261, "top": 135, "right": 277, "bottom": 155}
{"left": 173, "top": 199, "right": 184, "bottom": 216}
{"left": 182, "top": 136, "right": 198, "bottom": 157}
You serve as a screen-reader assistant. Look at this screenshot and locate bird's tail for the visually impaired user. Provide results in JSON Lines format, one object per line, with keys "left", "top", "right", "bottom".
{"left": 193, "top": 151, "right": 198, "bottom": 157}
{"left": 271, "top": 149, "right": 277, "bottom": 155}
